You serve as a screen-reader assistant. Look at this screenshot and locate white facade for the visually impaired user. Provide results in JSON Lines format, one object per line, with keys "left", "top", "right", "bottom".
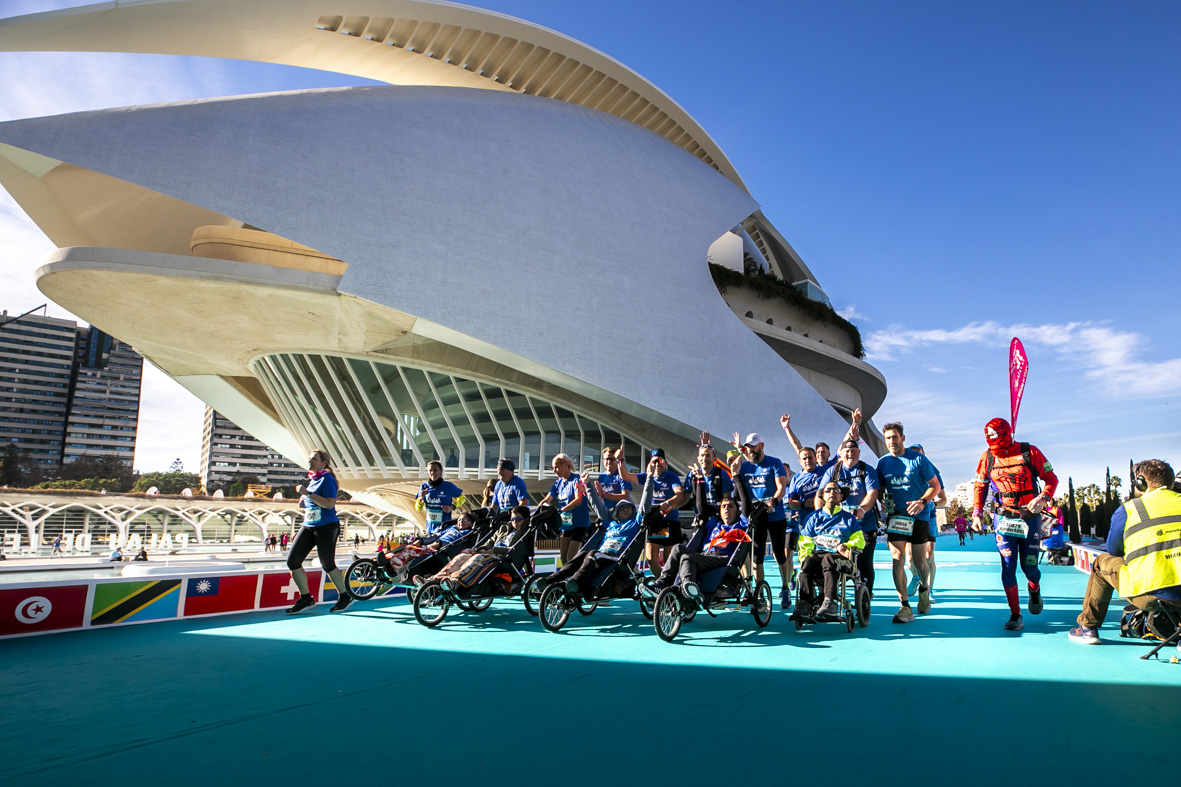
{"left": 0, "top": 0, "right": 887, "bottom": 521}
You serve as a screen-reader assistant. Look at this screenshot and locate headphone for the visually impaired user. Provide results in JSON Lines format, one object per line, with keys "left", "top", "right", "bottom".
{"left": 1134, "top": 470, "right": 1149, "bottom": 493}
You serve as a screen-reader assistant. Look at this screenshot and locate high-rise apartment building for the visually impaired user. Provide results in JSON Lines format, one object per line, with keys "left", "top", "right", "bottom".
{"left": 0, "top": 311, "right": 78, "bottom": 469}
{"left": 0, "top": 310, "right": 143, "bottom": 472}
{"left": 199, "top": 406, "right": 305, "bottom": 491}
{"left": 61, "top": 326, "right": 143, "bottom": 466}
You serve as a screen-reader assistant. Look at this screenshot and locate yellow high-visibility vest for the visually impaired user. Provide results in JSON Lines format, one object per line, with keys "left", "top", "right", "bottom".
{"left": 1117, "top": 488, "right": 1181, "bottom": 598}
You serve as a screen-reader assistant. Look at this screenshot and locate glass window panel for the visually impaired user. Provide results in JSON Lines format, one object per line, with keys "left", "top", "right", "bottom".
{"left": 457, "top": 379, "right": 500, "bottom": 469}
{"left": 505, "top": 391, "right": 539, "bottom": 472}
{"left": 346, "top": 359, "right": 402, "bottom": 469}
{"left": 481, "top": 385, "right": 521, "bottom": 469}
{"left": 577, "top": 414, "right": 602, "bottom": 472}
{"left": 555, "top": 406, "right": 581, "bottom": 468}
{"left": 532, "top": 400, "right": 560, "bottom": 468}
{"left": 321, "top": 356, "right": 377, "bottom": 466}
{"left": 429, "top": 373, "right": 479, "bottom": 471}
{"left": 379, "top": 365, "right": 434, "bottom": 468}
{"left": 402, "top": 368, "right": 458, "bottom": 468}
{"left": 286, "top": 355, "right": 353, "bottom": 466}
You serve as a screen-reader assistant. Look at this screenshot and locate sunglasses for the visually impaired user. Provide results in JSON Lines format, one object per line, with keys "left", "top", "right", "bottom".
{"left": 510, "top": 516, "right": 526, "bottom": 523}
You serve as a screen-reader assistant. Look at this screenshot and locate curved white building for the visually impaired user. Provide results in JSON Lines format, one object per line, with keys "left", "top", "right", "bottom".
{"left": 0, "top": 0, "right": 886, "bottom": 519}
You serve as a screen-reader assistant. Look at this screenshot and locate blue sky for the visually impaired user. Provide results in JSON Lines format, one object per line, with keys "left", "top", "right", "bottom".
{"left": 0, "top": 0, "right": 1177, "bottom": 491}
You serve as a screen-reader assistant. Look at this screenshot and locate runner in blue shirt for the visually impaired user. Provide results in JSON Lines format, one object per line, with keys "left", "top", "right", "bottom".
{"left": 415, "top": 460, "right": 466, "bottom": 535}
{"left": 286, "top": 449, "right": 352, "bottom": 614}
{"left": 907, "top": 444, "right": 947, "bottom": 603}
{"left": 491, "top": 458, "right": 530, "bottom": 513}
{"left": 817, "top": 439, "right": 881, "bottom": 594}
{"left": 620, "top": 448, "right": 688, "bottom": 578}
{"left": 538, "top": 453, "right": 589, "bottom": 565}
{"left": 787, "top": 447, "right": 825, "bottom": 531}
{"left": 596, "top": 446, "right": 633, "bottom": 518}
{"left": 780, "top": 408, "right": 862, "bottom": 477}
{"left": 729, "top": 431, "right": 791, "bottom": 609}
{"left": 875, "top": 422, "right": 942, "bottom": 624}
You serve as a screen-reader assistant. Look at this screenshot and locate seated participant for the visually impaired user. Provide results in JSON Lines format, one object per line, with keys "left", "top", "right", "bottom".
{"left": 539, "top": 473, "right": 654, "bottom": 598}
{"left": 646, "top": 495, "right": 750, "bottom": 601}
{"left": 380, "top": 512, "right": 476, "bottom": 576}
{"left": 1069, "top": 459, "right": 1181, "bottom": 644}
{"left": 431, "top": 506, "right": 533, "bottom": 590}
{"left": 816, "top": 438, "right": 881, "bottom": 595}
{"left": 796, "top": 482, "right": 866, "bottom": 617}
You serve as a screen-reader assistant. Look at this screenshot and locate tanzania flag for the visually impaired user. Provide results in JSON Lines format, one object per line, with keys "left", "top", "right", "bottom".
{"left": 91, "top": 580, "right": 181, "bottom": 626}
{"left": 183, "top": 575, "right": 259, "bottom": 616}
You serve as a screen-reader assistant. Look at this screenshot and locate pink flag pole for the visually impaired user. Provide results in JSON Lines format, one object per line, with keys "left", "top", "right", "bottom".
{"left": 1009, "top": 337, "right": 1028, "bottom": 434}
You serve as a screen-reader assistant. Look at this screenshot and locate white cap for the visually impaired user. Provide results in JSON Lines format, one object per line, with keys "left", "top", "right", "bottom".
{"left": 743, "top": 432, "right": 765, "bottom": 447}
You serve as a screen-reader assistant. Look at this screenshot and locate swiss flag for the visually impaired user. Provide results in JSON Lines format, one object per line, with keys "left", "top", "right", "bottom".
{"left": 0, "top": 585, "right": 89, "bottom": 636}
{"left": 183, "top": 575, "right": 259, "bottom": 616}
{"left": 259, "top": 571, "right": 322, "bottom": 608}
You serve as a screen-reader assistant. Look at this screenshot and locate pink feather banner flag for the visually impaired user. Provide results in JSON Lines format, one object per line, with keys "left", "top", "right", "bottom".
{"left": 1009, "top": 337, "right": 1028, "bottom": 433}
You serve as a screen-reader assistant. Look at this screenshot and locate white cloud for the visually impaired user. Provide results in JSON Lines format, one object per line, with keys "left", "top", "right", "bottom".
{"left": 836, "top": 303, "right": 868, "bottom": 321}
{"left": 925, "top": 365, "right": 948, "bottom": 373}
{"left": 866, "top": 319, "right": 1181, "bottom": 399}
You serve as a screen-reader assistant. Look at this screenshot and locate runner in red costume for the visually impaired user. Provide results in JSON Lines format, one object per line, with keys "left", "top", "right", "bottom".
{"left": 971, "top": 418, "right": 1059, "bottom": 630}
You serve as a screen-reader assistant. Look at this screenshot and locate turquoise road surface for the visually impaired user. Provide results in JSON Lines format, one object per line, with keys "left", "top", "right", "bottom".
{"left": 3, "top": 537, "right": 1178, "bottom": 786}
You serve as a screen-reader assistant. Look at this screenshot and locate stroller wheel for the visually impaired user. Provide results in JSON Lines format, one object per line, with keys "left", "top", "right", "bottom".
{"left": 522, "top": 575, "right": 545, "bottom": 617}
{"left": 412, "top": 582, "right": 449, "bottom": 627}
{"left": 845, "top": 609, "right": 856, "bottom": 633}
{"left": 345, "top": 559, "right": 381, "bottom": 601}
{"left": 855, "top": 585, "right": 871, "bottom": 627}
{"left": 577, "top": 599, "right": 599, "bottom": 616}
{"left": 462, "top": 596, "right": 494, "bottom": 613}
{"left": 539, "top": 585, "right": 572, "bottom": 632}
{"left": 654, "top": 587, "right": 683, "bottom": 642}
{"left": 638, "top": 592, "right": 656, "bottom": 620}
{"left": 405, "top": 585, "right": 418, "bottom": 605}
{"left": 752, "top": 580, "right": 774, "bottom": 628}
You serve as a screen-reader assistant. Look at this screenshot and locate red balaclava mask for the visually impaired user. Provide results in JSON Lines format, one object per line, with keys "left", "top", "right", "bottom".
{"left": 985, "top": 418, "right": 1013, "bottom": 454}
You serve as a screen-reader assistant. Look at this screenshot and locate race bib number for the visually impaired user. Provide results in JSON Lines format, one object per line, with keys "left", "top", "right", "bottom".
{"left": 886, "top": 515, "right": 914, "bottom": 535}
{"left": 602, "top": 538, "right": 624, "bottom": 555}
{"left": 426, "top": 509, "right": 443, "bottom": 525}
{"left": 305, "top": 506, "right": 322, "bottom": 525}
{"left": 561, "top": 512, "right": 573, "bottom": 528}
{"left": 997, "top": 517, "right": 1029, "bottom": 538}
{"left": 815, "top": 534, "right": 841, "bottom": 551}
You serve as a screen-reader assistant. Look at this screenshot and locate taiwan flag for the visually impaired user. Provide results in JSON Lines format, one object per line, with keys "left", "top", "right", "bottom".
{"left": 183, "top": 575, "right": 259, "bottom": 616}
{"left": 258, "top": 571, "right": 322, "bottom": 608}
{"left": 0, "top": 585, "right": 89, "bottom": 637}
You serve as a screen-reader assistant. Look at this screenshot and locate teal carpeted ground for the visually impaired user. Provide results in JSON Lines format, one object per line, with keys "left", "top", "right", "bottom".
{"left": 3, "top": 537, "right": 1178, "bottom": 786}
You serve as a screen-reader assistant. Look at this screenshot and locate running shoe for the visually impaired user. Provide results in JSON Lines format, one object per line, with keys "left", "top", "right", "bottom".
{"left": 564, "top": 579, "right": 582, "bottom": 598}
{"left": 892, "top": 606, "right": 914, "bottom": 624}
{"left": 639, "top": 583, "right": 658, "bottom": 600}
{"left": 779, "top": 589, "right": 792, "bottom": 611}
{"left": 926, "top": 589, "right": 936, "bottom": 605}
{"left": 1004, "top": 614, "right": 1024, "bottom": 631}
{"left": 1068, "top": 625, "right": 1100, "bottom": 644}
{"left": 789, "top": 576, "right": 798, "bottom": 593}
{"left": 1028, "top": 589, "right": 1043, "bottom": 615}
{"left": 285, "top": 594, "right": 315, "bottom": 615}
{"left": 816, "top": 598, "right": 838, "bottom": 617}
{"left": 330, "top": 594, "right": 353, "bottom": 612}
{"left": 906, "top": 574, "right": 920, "bottom": 598}
{"left": 682, "top": 581, "right": 702, "bottom": 600}
{"left": 917, "top": 587, "right": 931, "bottom": 614}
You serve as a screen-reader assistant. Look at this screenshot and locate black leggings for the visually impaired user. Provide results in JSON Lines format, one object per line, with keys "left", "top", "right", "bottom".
{"left": 287, "top": 523, "right": 341, "bottom": 573}
{"left": 856, "top": 534, "right": 876, "bottom": 593}
{"left": 751, "top": 508, "right": 788, "bottom": 564}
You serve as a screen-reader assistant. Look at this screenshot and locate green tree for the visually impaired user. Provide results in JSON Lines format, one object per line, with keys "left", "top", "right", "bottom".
{"left": 0, "top": 443, "right": 22, "bottom": 486}
{"left": 227, "top": 474, "right": 262, "bottom": 498}
{"left": 132, "top": 471, "right": 201, "bottom": 495}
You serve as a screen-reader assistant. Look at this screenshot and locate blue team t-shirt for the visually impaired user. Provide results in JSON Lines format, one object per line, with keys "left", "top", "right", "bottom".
{"left": 549, "top": 475, "right": 589, "bottom": 531}
{"left": 819, "top": 460, "right": 881, "bottom": 533}
{"left": 801, "top": 508, "right": 862, "bottom": 552}
{"left": 636, "top": 470, "right": 684, "bottom": 524}
{"left": 597, "top": 515, "right": 644, "bottom": 558}
{"left": 435, "top": 525, "right": 467, "bottom": 546}
{"left": 684, "top": 467, "right": 734, "bottom": 512}
{"left": 303, "top": 473, "right": 339, "bottom": 527}
{"left": 702, "top": 515, "right": 750, "bottom": 557}
{"left": 596, "top": 472, "right": 633, "bottom": 515}
{"left": 739, "top": 456, "right": 788, "bottom": 522}
{"left": 786, "top": 469, "right": 824, "bottom": 533}
{"left": 876, "top": 451, "right": 938, "bottom": 522}
{"left": 493, "top": 476, "right": 530, "bottom": 511}
{"left": 419, "top": 479, "right": 464, "bottom": 534}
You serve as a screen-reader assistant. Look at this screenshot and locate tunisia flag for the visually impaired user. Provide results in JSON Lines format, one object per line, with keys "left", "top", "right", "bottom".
{"left": 0, "top": 585, "right": 89, "bottom": 636}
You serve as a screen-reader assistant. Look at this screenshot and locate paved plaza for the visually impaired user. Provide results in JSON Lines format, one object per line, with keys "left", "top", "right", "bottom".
{"left": 3, "top": 537, "right": 1178, "bottom": 786}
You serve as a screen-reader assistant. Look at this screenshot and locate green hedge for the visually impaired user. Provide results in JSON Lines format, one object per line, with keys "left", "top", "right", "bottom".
{"left": 709, "top": 263, "right": 864, "bottom": 358}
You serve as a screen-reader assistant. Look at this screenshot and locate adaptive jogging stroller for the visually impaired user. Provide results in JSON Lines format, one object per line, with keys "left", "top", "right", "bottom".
{"left": 651, "top": 519, "right": 773, "bottom": 642}
{"left": 343, "top": 508, "right": 497, "bottom": 604}
{"left": 788, "top": 538, "right": 871, "bottom": 633}
{"left": 536, "top": 515, "right": 657, "bottom": 632}
{"left": 412, "top": 505, "right": 559, "bottom": 627}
